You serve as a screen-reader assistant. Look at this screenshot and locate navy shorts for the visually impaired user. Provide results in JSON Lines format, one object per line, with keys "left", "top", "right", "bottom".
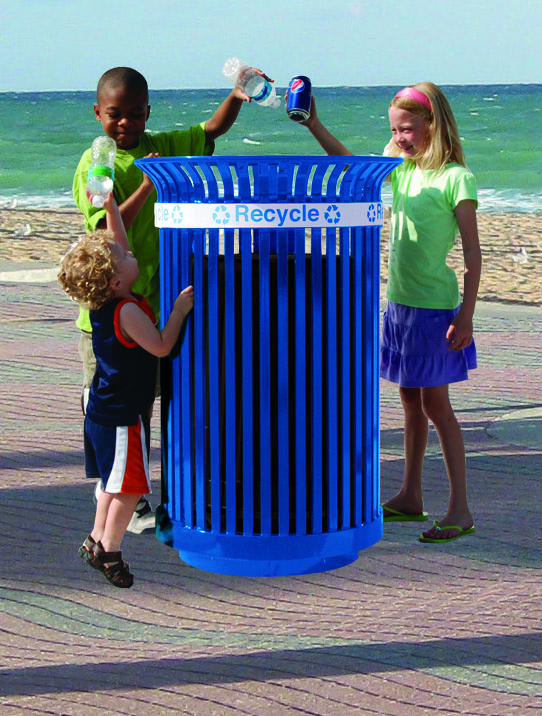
{"left": 84, "top": 413, "right": 152, "bottom": 495}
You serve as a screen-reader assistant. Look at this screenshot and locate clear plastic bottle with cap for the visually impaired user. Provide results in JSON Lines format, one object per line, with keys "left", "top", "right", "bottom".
{"left": 222, "top": 57, "right": 280, "bottom": 108}
{"left": 87, "top": 136, "right": 117, "bottom": 207}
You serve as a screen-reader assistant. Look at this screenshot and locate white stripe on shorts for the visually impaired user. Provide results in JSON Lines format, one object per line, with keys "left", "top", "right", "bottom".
{"left": 106, "top": 420, "right": 151, "bottom": 494}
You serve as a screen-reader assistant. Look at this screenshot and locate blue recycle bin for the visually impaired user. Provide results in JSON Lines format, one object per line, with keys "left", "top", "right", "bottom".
{"left": 136, "top": 155, "right": 401, "bottom": 577}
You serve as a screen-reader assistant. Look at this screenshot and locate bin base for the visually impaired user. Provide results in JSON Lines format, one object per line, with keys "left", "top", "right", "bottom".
{"left": 156, "top": 504, "right": 383, "bottom": 577}
{"left": 176, "top": 549, "right": 361, "bottom": 577}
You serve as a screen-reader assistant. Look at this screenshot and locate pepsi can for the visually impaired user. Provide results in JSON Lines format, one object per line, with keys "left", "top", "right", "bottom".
{"left": 287, "top": 76, "right": 312, "bottom": 122}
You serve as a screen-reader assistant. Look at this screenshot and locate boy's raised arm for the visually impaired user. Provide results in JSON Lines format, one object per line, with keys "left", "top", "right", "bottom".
{"left": 205, "top": 69, "right": 273, "bottom": 141}
{"left": 204, "top": 87, "right": 245, "bottom": 141}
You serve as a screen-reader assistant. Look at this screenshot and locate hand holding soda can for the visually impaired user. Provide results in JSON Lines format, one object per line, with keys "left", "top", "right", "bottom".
{"left": 287, "top": 76, "right": 312, "bottom": 122}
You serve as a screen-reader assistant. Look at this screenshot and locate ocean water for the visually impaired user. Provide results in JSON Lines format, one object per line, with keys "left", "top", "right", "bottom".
{"left": 1, "top": 84, "right": 540, "bottom": 213}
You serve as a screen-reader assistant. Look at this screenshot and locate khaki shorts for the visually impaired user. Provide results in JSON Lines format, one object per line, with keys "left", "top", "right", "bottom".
{"left": 79, "top": 330, "right": 96, "bottom": 389}
{"left": 79, "top": 329, "right": 161, "bottom": 396}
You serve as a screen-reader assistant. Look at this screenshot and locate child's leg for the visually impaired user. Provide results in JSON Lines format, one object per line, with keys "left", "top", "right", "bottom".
{"left": 97, "top": 493, "right": 142, "bottom": 553}
{"left": 420, "top": 384, "right": 474, "bottom": 539}
{"left": 91, "top": 489, "right": 113, "bottom": 544}
{"left": 91, "top": 491, "right": 142, "bottom": 548}
{"left": 383, "top": 387, "right": 428, "bottom": 515}
{"left": 87, "top": 492, "right": 139, "bottom": 589}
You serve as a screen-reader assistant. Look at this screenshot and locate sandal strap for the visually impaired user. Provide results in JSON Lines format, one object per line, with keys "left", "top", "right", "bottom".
{"left": 79, "top": 535, "right": 105, "bottom": 571}
{"left": 80, "top": 534, "right": 96, "bottom": 551}
{"left": 381, "top": 505, "right": 404, "bottom": 516}
{"left": 91, "top": 542, "right": 134, "bottom": 588}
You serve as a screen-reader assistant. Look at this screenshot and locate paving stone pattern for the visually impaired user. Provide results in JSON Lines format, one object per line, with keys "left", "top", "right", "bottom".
{"left": 1, "top": 280, "right": 541, "bottom": 715}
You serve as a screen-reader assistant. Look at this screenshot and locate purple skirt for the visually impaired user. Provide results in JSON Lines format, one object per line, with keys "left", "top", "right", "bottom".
{"left": 380, "top": 302, "right": 477, "bottom": 388}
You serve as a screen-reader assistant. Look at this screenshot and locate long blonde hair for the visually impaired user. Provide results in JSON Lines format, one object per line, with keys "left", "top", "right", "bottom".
{"left": 58, "top": 231, "right": 118, "bottom": 310}
{"left": 385, "top": 81, "right": 467, "bottom": 171}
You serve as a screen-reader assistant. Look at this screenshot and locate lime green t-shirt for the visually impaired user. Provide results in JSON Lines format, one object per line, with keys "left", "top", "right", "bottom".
{"left": 387, "top": 161, "right": 478, "bottom": 309}
{"left": 73, "top": 124, "right": 214, "bottom": 331}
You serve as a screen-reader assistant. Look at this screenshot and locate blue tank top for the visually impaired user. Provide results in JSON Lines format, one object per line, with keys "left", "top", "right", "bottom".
{"left": 86, "top": 293, "right": 158, "bottom": 426}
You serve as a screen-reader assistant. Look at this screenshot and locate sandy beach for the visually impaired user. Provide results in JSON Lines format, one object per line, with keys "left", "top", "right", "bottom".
{"left": 0, "top": 208, "right": 540, "bottom": 305}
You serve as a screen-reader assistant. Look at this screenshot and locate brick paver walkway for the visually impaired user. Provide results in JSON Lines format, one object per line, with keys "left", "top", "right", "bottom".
{"left": 1, "top": 274, "right": 541, "bottom": 715}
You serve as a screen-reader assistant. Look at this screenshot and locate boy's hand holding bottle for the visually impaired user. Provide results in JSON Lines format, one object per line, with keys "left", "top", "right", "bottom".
{"left": 223, "top": 58, "right": 279, "bottom": 107}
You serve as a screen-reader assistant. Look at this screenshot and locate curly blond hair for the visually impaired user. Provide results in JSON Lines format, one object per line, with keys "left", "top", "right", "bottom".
{"left": 58, "top": 231, "right": 119, "bottom": 310}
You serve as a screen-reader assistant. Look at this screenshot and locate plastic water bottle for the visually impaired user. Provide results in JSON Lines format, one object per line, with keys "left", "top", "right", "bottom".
{"left": 87, "top": 136, "right": 117, "bottom": 207}
{"left": 223, "top": 57, "right": 280, "bottom": 108}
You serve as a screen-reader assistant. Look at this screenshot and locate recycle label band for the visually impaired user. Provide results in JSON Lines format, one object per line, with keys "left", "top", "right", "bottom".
{"left": 154, "top": 202, "right": 384, "bottom": 229}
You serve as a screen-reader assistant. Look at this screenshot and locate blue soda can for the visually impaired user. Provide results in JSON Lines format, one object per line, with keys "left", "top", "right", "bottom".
{"left": 287, "top": 76, "right": 312, "bottom": 122}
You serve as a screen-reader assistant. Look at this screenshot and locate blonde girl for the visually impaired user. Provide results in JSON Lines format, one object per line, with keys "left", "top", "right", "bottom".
{"left": 299, "top": 82, "right": 481, "bottom": 543}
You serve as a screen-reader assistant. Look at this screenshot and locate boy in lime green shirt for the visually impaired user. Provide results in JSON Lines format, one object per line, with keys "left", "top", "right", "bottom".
{"left": 74, "top": 65, "right": 261, "bottom": 332}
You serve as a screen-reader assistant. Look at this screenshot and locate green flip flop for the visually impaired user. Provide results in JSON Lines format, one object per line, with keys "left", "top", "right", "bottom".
{"left": 418, "top": 520, "right": 475, "bottom": 543}
{"left": 382, "top": 505, "right": 429, "bottom": 522}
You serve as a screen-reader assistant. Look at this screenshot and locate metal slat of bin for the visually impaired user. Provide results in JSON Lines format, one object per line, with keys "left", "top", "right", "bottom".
{"left": 240, "top": 226, "right": 254, "bottom": 535}
{"left": 138, "top": 155, "right": 402, "bottom": 576}
{"left": 339, "top": 224, "right": 351, "bottom": 528}
{"left": 224, "top": 227, "right": 236, "bottom": 535}
{"left": 292, "top": 164, "right": 308, "bottom": 535}
{"left": 324, "top": 164, "right": 343, "bottom": 533}
{"left": 294, "top": 221, "right": 307, "bottom": 534}
{"left": 259, "top": 227, "right": 271, "bottom": 536}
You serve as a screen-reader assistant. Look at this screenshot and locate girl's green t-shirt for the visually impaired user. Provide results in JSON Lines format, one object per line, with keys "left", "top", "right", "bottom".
{"left": 387, "top": 161, "right": 478, "bottom": 309}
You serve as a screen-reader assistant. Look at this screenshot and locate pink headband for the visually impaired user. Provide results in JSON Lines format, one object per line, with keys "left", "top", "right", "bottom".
{"left": 394, "top": 87, "right": 432, "bottom": 112}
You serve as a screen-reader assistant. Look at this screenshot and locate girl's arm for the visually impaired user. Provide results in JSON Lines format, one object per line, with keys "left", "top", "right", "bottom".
{"left": 447, "top": 199, "right": 482, "bottom": 351}
{"left": 301, "top": 97, "right": 354, "bottom": 156}
{"left": 118, "top": 286, "right": 194, "bottom": 358}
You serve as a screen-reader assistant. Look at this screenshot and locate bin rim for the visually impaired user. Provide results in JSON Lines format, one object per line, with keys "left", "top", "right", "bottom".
{"left": 136, "top": 154, "right": 402, "bottom": 165}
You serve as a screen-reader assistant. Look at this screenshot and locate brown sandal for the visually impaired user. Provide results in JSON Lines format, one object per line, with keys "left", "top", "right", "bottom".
{"left": 90, "top": 541, "right": 134, "bottom": 588}
{"left": 78, "top": 534, "right": 103, "bottom": 571}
